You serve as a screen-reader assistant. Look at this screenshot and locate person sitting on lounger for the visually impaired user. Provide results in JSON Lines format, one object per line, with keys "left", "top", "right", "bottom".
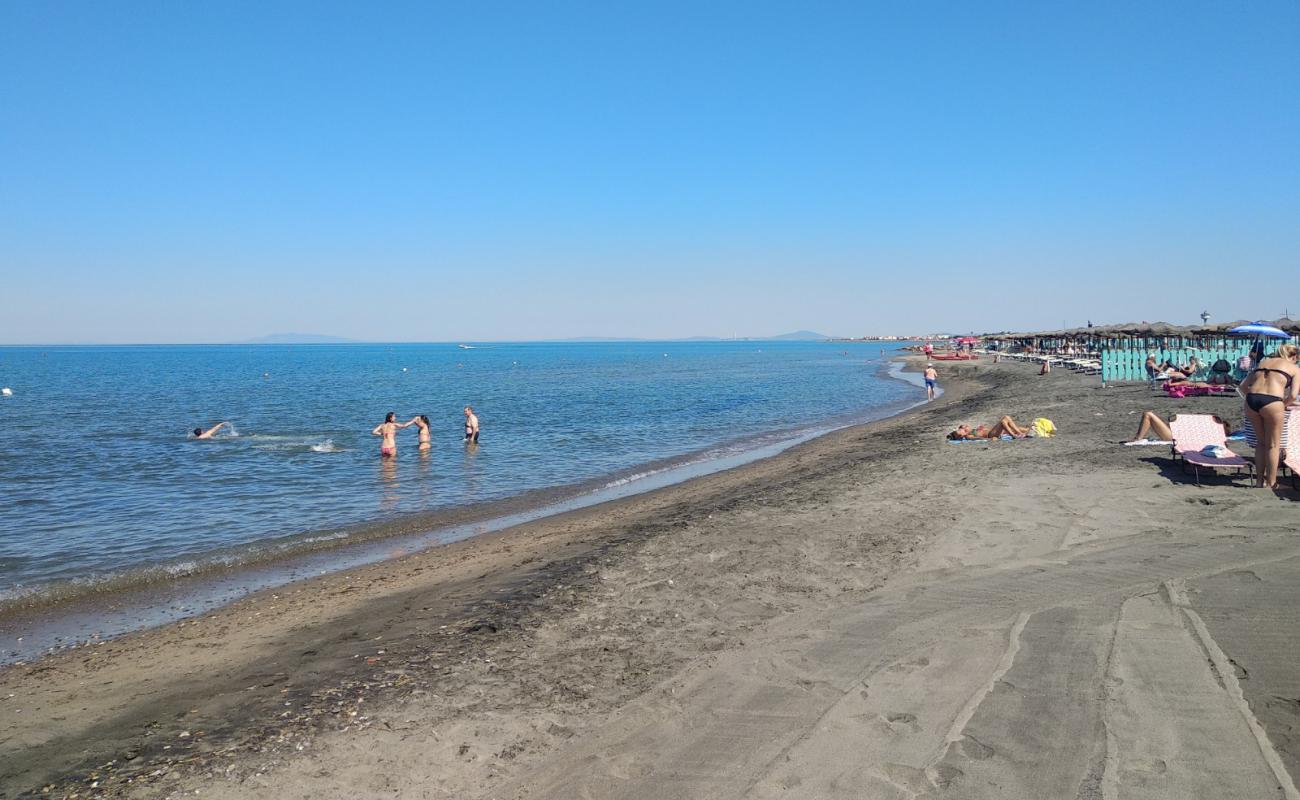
{"left": 948, "top": 416, "right": 1030, "bottom": 440}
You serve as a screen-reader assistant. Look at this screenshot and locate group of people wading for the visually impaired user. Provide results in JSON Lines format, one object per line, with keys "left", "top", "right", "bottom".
{"left": 371, "top": 406, "right": 479, "bottom": 458}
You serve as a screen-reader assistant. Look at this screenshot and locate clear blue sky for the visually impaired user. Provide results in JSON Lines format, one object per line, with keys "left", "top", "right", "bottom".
{"left": 2, "top": 1, "right": 1298, "bottom": 343}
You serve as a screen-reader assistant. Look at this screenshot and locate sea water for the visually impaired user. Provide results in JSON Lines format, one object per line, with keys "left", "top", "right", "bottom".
{"left": 0, "top": 341, "right": 921, "bottom": 609}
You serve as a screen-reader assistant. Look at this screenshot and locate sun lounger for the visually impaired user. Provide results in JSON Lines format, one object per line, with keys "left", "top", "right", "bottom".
{"left": 1162, "top": 383, "right": 1232, "bottom": 398}
{"left": 1168, "top": 414, "right": 1252, "bottom": 485}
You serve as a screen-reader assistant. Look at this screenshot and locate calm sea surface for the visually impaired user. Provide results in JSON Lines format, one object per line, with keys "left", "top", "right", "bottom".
{"left": 0, "top": 341, "right": 919, "bottom": 606}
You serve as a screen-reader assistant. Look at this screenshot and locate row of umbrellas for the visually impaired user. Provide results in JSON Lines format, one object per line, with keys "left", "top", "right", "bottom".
{"left": 986, "top": 318, "right": 1300, "bottom": 340}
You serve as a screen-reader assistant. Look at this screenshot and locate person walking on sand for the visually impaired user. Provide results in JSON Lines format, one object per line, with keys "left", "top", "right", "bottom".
{"left": 371, "top": 412, "right": 411, "bottom": 458}
{"left": 192, "top": 422, "right": 229, "bottom": 439}
{"left": 923, "top": 364, "right": 939, "bottom": 400}
{"left": 407, "top": 414, "right": 432, "bottom": 451}
{"left": 463, "top": 406, "right": 480, "bottom": 443}
{"left": 1239, "top": 343, "right": 1300, "bottom": 488}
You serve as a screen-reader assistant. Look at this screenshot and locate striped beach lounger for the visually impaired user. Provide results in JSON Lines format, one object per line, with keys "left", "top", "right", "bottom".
{"left": 1168, "top": 414, "right": 1253, "bottom": 485}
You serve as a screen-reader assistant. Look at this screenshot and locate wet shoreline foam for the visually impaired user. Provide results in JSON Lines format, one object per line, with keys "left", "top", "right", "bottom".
{"left": 1, "top": 357, "right": 934, "bottom": 664}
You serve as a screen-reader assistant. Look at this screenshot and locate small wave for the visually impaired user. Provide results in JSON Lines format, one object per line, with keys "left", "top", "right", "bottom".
{"left": 0, "top": 527, "right": 357, "bottom": 614}
{"left": 301, "top": 531, "right": 349, "bottom": 544}
{"left": 603, "top": 466, "right": 674, "bottom": 489}
{"left": 311, "top": 439, "right": 342, "bottom": 453}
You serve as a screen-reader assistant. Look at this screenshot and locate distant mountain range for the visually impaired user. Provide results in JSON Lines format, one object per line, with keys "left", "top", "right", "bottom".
{"left": 242, "top": 333, "right": 359, "bottom": 344}
{"left": 241, "top": 330, "right": 834, "bottom": 344}
{"left": 765, "top": 330, "right": 833, "bottom": 341}
{"left": 559, "top": 330, "right": 835, "bottom": 342}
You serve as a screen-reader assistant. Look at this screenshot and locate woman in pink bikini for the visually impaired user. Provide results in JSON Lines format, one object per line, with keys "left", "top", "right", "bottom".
{"left": 371, "top": 412, "right": 411, "bottom": 458}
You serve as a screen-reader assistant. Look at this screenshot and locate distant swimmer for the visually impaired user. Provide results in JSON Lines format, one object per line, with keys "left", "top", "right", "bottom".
{"left": 193, "top": 422, "right": 229, "bottom": 439}
{"left": 371, "top": 412, "right": 410, "bottom": 457}
{"left": 408, "top": 414, "right": 432, "bottom": 451}
{"left": 463, "top": 406, "right": 480, "bottom": 443}
{"left": 923, "top": 364, "right": 939, "bottom": 400}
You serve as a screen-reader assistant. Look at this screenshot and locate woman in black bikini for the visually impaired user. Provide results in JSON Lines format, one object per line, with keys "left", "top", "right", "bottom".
{"left": 1239, "top": 343, "right": 1300, "bottom": 488}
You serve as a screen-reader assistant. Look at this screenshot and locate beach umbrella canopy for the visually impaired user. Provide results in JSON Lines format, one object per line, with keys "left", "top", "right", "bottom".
{"left": 1229, "top": 322, "right": 1289, "bottom": 338}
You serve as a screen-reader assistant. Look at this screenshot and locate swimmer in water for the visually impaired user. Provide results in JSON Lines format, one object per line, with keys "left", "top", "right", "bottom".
{"left": 463, "top": 406, "right": 480, "bottom": 443}
{"left": 407, "top": 414, "right": 432, "bottom": 451}
{"left": 193, "top": 422, "right": 229, "bottom": 439}
{"left": 371, "top": 412, "right": 411, "bottom": 457}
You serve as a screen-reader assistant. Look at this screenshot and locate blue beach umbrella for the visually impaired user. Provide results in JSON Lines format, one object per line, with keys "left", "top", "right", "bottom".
{"left": 1230, "top": 321, "right": 1291, "bottom": 362}
{"left": 1229, "top": 322, "right": 1289, "bottom": 338}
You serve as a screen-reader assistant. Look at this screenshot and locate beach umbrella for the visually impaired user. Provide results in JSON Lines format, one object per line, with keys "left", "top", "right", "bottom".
{"left": 1229, "top": 322, "right": 1289, "bottom": 338}
{"left": 1229, "top": 321, "right": 1290, "bottom": 358}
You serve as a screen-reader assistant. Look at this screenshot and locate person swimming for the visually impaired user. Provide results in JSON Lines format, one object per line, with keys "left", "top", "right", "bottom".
{"left": 192, "top": 422, "right": 229, "bottom": 439}
{"left": 371, "top": 412, "right": 410, "bottom": 457}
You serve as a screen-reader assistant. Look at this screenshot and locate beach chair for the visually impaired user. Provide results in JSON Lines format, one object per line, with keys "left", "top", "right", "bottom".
{"left": 1168, "top": 414, "right": 1252, "bottom": 485}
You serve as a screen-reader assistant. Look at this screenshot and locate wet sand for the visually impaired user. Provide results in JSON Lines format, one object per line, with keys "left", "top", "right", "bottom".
{"left": 4, "top": 360, "right": 1300, "bottom": 799}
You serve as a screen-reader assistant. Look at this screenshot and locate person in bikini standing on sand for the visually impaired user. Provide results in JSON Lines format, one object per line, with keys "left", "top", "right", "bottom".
{"left": 464, "top": 406, "right": 480, "bottom": 443}
{"left": 923, "top": 364, "right": 938, "bottom": 400}
{"left": 371, "top": 412, "right": 411, "bottom": 458}
{"left": 1238, "top": 343, "right": 1300, "bottom": 488}
{"left": 192, "top": 422, "right": 230, "bottom": 439}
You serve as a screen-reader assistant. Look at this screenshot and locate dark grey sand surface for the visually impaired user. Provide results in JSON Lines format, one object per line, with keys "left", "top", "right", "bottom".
{"left": 4, "top": 359, "right": 1299, "bottom": 799}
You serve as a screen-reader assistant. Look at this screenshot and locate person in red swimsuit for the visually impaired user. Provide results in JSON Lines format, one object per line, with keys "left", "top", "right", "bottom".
{"left": 371, "top": 412, "right": 411, "bottom": 458}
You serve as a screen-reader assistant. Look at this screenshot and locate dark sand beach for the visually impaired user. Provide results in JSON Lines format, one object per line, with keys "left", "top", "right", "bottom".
{"left": 4, "top": 360, "right": 1299, "bottom": 799}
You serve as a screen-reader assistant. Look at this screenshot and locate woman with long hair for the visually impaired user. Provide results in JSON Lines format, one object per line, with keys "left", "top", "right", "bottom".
{"left": 408, "top": 414, "right": 432, "bottom": 451}
{"left": 371, "top": 412, "right": 410, "bottom": 458}
{"left": 1239, "top": 343, "right": 1300, "bottom": 488}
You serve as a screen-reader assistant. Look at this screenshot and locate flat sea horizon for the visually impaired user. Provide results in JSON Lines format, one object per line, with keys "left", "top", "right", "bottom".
{"left": 0, "top": 340, "right": 925, "bottom": 654}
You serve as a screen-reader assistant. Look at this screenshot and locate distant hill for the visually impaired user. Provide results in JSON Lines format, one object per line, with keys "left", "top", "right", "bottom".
{"left": 766, "top": 330, "right": 833, "bottom": 341}
{"left": 243, "top": 333, "right": 359, "bottom": 344}
{"left": 553, "top": 332, "right": 834, "bottom": 342}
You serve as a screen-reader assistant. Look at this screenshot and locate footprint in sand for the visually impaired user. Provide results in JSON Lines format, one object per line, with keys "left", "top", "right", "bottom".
{"left": 930, "top": 764, "right": 965, "bottom": 788}
{"left": 958, "top": 735, "right": 995, "bottom": 760}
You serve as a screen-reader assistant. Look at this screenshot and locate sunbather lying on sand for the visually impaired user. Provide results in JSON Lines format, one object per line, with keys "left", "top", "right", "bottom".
{"left": 949, "top": 416, "right": 1029, "bottom": 440}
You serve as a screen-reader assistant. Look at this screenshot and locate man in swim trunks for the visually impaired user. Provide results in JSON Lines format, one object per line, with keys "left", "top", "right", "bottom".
{"left": 464, "top": 406, "right": 480, "bottom": 443}
{"left": 193, "top": 422, "right": 229, "bottom": 439}
{"left": 923, "top": 364, "right": 938, "bottom": 400}
{"left": 371, "top": 412, "right": 410, "bottom": 457}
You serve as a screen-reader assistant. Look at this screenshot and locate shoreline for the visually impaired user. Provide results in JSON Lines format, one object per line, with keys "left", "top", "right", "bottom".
{"left": 1, "top": 358, "right": 983, "bottom": 796}
{"left": 0, "top": 358, "right": 935, "bottom": 663}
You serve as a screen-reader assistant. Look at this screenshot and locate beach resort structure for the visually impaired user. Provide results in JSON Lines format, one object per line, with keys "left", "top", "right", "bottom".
{"left": 981, "top": 318, "right": 1300, "bottom": 385}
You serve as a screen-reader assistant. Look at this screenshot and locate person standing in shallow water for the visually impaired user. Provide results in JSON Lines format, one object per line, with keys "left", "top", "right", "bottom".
{"left": 371, "top": 412, "right": 410, "bottom": 458}
{"left": 923, "top": 364, "right": 938, "bottom": 400}
{"left": 464, "top": 406, "right": 480, "bottom": 443}
{"left": 407, "top": 414, "right": 432, "bottom": 451}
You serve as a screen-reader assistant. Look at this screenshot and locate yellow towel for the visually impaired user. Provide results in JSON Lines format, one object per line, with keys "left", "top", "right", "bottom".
{"left": 1031, "top": 418, "right": 1057, "bottom": 438}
